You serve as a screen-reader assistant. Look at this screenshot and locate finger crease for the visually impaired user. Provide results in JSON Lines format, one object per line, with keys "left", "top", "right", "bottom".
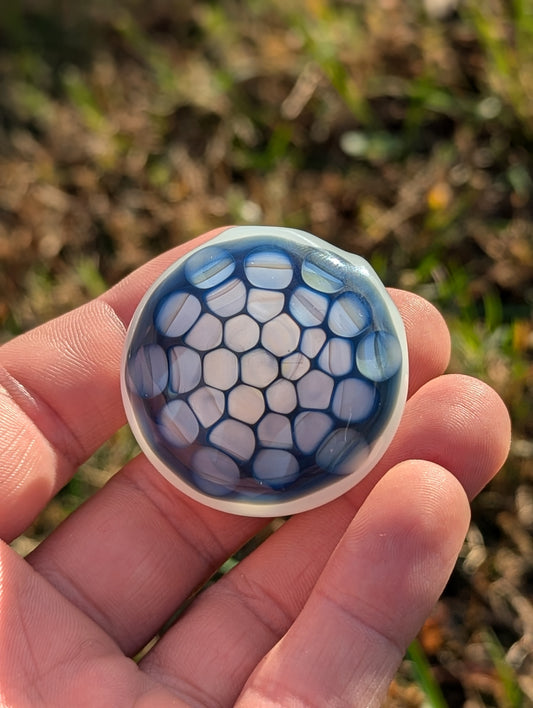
{"left": 121, "top": 466, "right": 230, "bottom": 572}
{"left": 0, "top": 365, "right": 87, "bottom": 470}
{"left": 221, "top": 571, "right": 294, "bottom": 640}
{"left": 313, "top": 584, "right": 405, "bottom": 659}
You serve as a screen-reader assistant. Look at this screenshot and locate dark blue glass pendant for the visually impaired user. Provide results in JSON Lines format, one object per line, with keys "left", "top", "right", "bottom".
{"left": 121, "top": 227, "right": 408, "bottom": 516}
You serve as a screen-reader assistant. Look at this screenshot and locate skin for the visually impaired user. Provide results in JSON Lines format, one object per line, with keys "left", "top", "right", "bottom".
{"left": 0, "top": 228, "right": 511, "bottom": 707}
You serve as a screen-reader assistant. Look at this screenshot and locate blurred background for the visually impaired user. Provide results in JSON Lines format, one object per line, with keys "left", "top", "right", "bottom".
{"left": 1, "top": 0, "right": 532, "bottom": 704}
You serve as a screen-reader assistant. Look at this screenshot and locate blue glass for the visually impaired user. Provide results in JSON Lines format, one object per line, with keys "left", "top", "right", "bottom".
{"left": 121, "top": 226, "right": 409, "bottom": 516}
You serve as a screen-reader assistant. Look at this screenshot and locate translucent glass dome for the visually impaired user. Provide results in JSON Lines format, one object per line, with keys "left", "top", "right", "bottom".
{"left": 121, "top": 226, "right": 408, "bottom": 516}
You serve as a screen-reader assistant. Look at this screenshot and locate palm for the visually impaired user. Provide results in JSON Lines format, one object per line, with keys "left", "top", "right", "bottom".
{"left": 0, "top": 230, "right": 510, "bottom": 706}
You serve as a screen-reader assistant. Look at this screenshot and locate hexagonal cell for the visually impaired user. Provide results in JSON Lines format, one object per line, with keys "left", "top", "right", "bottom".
{"left": 328, "top": 292, "right": 371, "bottom": 337}
{"left": 158, "top": 400, "right": 199, "bottom": 447}
{"left": 168, "top": 346, "right": 202, "bottom": 394}
{"left": 318, "top": 338, "right": 354, "bottom": 377}
{"left": 241, "top": 348, "right": 278, "bottom": 388}
{"left": 281, "top": 352, "right": 310, "bottom": 381}
{"left": 293, "top": 411, "right": 334, "bottom": 454}
{"left": 332, "top": 378, "right": 377, "bottom": 422}
{"left": 209, "top": 419, "right": 255, "bottom": 461}
{"left": 266, "top": 379, "right": 297, "bottom": 414}
{"left": 247, "top": 288, "right": 284, "bottom": 323}
{"left": 184, "top": 313, "right": 223, "bottom": 351}
{"left": 188, "top": 386, "right": 225, "bottom": 428}
{"left": 129, "top": 344, "right": 168, "bottom": 398}
{"left": 206, "top": 277, "right": 247, "bottom": 317}
{"left": 184, "top": 246, "right": 235, "bottom": 289}
{"left": 253, "top": 449, "right": 299, "bottom": 488}
{"left": 244, "top": 248, "right": 293, "bottom": 289}
{"left": 192, "top": 447, "right": 240, "bottom": 496}
{"left": 228, "top": 385, "right": 265, "bottom": 424}
{"left": 356, "top": 330, "right": 402, "bottom": 382}
{"left": 224, "top": 314, "right": 260, "bottom": 352}
{"left": 289, "top": 286, "right": 329, "bottom": 327}
{"left": 296, "top": 370, "right": 334, "bottom": 409}
{"left": 316, "top": 428, "right": 369, "bottom": 475}
{"left": 155, "top": 291, "right": 201, "bottom": 337}
{"left": 301, "top": 251, "right": 344, "bottom": 293}
{"left": 257, "top": 413, "right": 293, "bottom": 449}
{"left": 261, "top": 314, "right": 300, "bottom": 357}
{"left": 203, "top": 348, "right": 239, "bottom": 390}
{"left": 300, "top": 328, "right": 327, "bottom": 358}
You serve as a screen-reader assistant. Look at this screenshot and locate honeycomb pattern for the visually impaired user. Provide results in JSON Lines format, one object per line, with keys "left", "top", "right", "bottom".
{"left": 122, "top": 228, "right": 408, "bottom": 514}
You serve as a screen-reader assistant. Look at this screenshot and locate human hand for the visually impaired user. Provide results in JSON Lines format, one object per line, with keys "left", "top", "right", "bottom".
{"left": 0, "top": 228, "right": 510, "bottom": 707}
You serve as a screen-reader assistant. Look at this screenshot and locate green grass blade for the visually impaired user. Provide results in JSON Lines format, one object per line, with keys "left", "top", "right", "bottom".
{"left": 406, "top": 638, "right": 448, "bottom": 708}
{"left": 484, "top": 628, "right": 524, "bottom": 708}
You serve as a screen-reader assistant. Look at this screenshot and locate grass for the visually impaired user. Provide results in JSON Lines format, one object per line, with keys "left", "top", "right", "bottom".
{"left": 406, "top": 639, "right": 449, "bottom": 708}
{"left": 1, "top": 0, "right": 533, "bottom": 704}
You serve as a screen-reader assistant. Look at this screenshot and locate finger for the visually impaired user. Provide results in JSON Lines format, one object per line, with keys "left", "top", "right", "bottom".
{"left": 136, "top": 375, "right": 509, "bottom": 705}
{"left": 32, "top": 465, "right": 268, "bottom": 654}
{"left": 380, "top": 373, "right": 511, "bottom": 500}
{"left": 27, "top": 290, "right": 451, "bottom": 654}
{"left": 235, "top": 461, "right": 471, "bottom": 707}
{"left": 0, "top": 541, "right": 168, "bottom": 706}
{"left": 0, "top": 228, "right": 225, "bottom": 541}
{"left": 387, "top": 288, "right": 450, "bottom": 397}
